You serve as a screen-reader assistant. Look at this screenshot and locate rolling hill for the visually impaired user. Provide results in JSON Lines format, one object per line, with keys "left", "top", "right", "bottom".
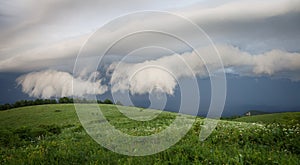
{"left": 0, "top": 104, "right": 299, "bottom": 164}
{"left": 235, "top": 112, "right": 300, "bottom": 124}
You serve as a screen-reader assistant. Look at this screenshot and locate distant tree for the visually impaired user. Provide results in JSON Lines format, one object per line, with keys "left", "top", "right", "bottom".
{"left": 1, "top": 103, "right": 12, "bottom": 110}
{"left": 0, "top": 97, "right": 99, "bottom": 111}
{"left": 0, "top": 98, "right": 58, "bottom": 111}
{"left": 103, "top": 99, "right": 113, "bottom": 104}
{"left": 59, "top": 97, "right": 67, "bottom": 103}
{"left": 69, "top": 98, "right": 74, "bottom": 103}
{"left": 0, "top": 104, "right": 9, "bottom": 110}
{"left": 59, "top": 97, "right": 73, "bottom": 104}
{"left": 13, "top": 100, "right": 25, "bottom": 108}
{"left": 43, "top": 99, "right": 48, "bottom": 104}
{"left": 34, "top": 99, "right": 44, "bottom": 105}
{"left": 50, "top": 99, "right": 57, "bottom": 104}
{"left": 25, "top": 100, "right": 34, "bottom": 106}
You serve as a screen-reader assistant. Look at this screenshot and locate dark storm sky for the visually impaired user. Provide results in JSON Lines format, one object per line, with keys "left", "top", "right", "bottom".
{"left": 0, "top": 0, "right": 300, "bottom": 116}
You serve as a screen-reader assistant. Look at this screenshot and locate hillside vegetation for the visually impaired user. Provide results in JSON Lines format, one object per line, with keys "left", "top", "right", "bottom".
{"left": 0, "top": 104, "right": 299, "bottom": 164}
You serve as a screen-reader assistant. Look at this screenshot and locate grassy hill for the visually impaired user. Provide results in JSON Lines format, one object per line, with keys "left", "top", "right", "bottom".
{"left": 0, "top": 104, "right": 299, "bottom": 164}
{"left": 234, "top": 112, "right": 300, "bottom": 125}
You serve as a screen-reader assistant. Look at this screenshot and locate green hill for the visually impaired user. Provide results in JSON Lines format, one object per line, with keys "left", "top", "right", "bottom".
{"left": 234, "top": 112, "right": 300, "bottom": 125}
{"left": 0, "top": 104, "right": 299, "bottom": 164}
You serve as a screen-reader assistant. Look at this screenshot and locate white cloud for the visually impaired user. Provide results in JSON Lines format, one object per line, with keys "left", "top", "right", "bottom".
{"left": 109, "top": 44, "right": 300, "bottom": 95}
{"left": 16, "top": 70, "right": 107, "bottom": 98}
{"left": 14, "top": 44, "right": 300, "bottom": 98}
{"left": 109, "top": 63, "right": 178, "bottom": 95}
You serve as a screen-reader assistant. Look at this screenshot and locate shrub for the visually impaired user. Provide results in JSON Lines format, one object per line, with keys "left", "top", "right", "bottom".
{"left": 103, "top": 99, "right": 113, "bottom": 104}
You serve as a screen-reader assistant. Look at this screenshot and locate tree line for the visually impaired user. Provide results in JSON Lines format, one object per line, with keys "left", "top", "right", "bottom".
{"left": 0, "top": 97, "right": 114, "bottom": 111}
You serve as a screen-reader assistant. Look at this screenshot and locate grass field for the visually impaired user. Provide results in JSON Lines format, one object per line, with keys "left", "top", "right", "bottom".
{"left": 0, "top": 104, "right": 299, "bottom": 164}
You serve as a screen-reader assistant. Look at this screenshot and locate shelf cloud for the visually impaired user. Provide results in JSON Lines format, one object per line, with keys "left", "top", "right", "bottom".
{"left": 0, "top": 0, "right": 299, "bottom": 73}
{"left": 109, "top": 44, "right": 300, "bottom": 95}
{"left": 17, "top": 44, "right": 300, "bottom": 98}
{"left": 16, "top": 70, "right": 107, "bottom": 98}
{"left": 0, "top": 0, "right": 299, "bottom": 99}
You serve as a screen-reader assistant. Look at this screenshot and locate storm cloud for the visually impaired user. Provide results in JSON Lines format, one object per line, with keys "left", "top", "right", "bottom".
{"left": 16, "top": 44, "right": 300, "bottom": 98}
{"left": 0, "top": 0, "right": 299, "bottom": 73}
{"left": 109, "top": 44, "right": 300, "bottom": 94}
{"left": 0, "top": 0, "right": 299, "bottom": 99}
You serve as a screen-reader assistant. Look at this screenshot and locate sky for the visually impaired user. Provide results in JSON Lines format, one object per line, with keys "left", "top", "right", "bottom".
{"left": 0, "top": 0, "right": 300, "bottom": 116}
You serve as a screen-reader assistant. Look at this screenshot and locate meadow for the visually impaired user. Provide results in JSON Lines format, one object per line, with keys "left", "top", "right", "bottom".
{"left": 0, "top": 104, "right": 299, "bottom": 164}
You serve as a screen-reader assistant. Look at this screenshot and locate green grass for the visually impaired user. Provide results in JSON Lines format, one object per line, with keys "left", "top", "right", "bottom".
{"left": 0, "top": 104, "right": 79, "bottom": 128}
{"left": 0, "top": 104, "right": 299, "bottom": 164}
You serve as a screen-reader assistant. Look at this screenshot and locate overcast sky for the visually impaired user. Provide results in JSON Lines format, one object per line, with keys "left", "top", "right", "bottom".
{"left": 0, "top": 0, "right": 299, "bottom": 116}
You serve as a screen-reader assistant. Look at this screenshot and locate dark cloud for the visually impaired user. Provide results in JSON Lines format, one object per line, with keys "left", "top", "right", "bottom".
{"left": 1, "top": 0, "right": 299, "bottom": 72}
{"left": 199, "top": 11, "right": 300, "bottom": 53}
{"left": 0, "top": 0, "right": 299, "bottom": 109}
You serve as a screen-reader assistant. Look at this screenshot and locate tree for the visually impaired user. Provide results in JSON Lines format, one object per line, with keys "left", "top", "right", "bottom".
{"left": 0, "top": 103, "right": 12, "bottom": 110}
{"left": 59, "top": 97, "right": 73, "bottom": 104}
{"left": 103, "top": 99, "right": 113, "bottom": 104}
{"left": 13, "top": 100, "right": 26, "bottom": 108}
{"left": 34, "top": 99, "right": 44, "bottom": 105}
{"left": 50, "top": 99, "right": 57, "bottom": 104}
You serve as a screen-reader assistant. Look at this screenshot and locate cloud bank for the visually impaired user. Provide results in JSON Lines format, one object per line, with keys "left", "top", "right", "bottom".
{"left": 15, "top": 44, "right": 300, "bottom": 98}
{"left": 1, "top": 0, "right": 299, "bottom": 99}
{"left": 109, "top": 44, "right": 300, "bottom": 95}
{"left": 16, "top": 70, "right": 107, "bottom": 98}
{"left": 0, "top": 0, "right": 299, "bottom": 72}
